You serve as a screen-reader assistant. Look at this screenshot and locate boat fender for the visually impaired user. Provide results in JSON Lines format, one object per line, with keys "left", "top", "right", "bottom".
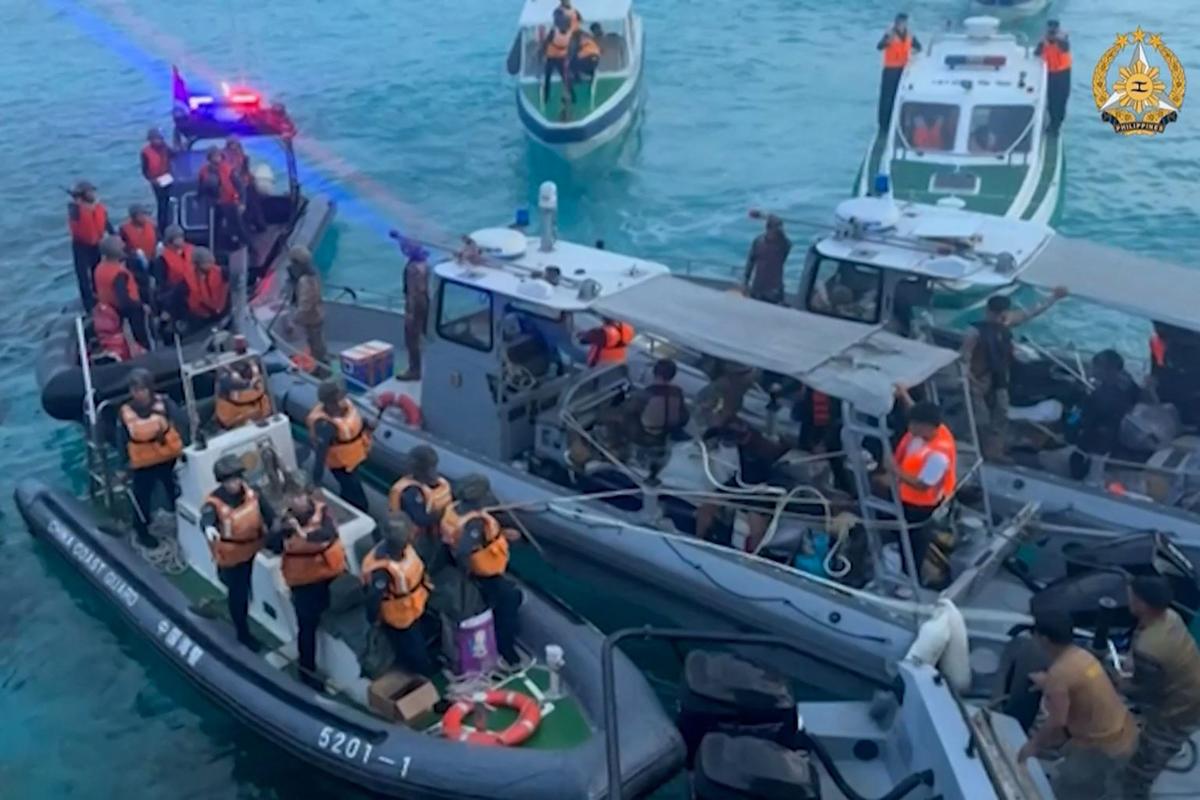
{"left": 442, "top": 690, "right": 542, "bottom": 746}
{"left": 904, "top": 599, "right": 971, "bottom": 693}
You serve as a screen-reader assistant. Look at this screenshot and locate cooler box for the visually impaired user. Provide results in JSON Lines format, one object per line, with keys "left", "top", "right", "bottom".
{"left": 340, "top": 340, "right": 395, "bottom": 388}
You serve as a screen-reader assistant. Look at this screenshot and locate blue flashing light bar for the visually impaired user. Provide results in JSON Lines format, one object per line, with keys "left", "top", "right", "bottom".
{"left": 945, "top": 54, "right": 1007, "bottom": 69}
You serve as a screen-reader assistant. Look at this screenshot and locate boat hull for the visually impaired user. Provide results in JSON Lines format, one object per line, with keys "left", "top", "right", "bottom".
{"left": 15, "top": 480, "right": 682, "bottom": 799}
{"left": 966, "top": 0, "right": 1052, "bottom": 20}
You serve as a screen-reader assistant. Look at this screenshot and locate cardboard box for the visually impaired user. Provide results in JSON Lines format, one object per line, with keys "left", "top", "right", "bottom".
{"left": 340, "top": 340, "right": 395, "bottom": 388}
{"left": 368, "top": 670, "right": 440, "bottom": 723}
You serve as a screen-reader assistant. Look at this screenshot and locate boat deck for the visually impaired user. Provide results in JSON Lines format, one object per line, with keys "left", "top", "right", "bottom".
{"left": 521, "top": 75, "right": 625, "bottom": 122}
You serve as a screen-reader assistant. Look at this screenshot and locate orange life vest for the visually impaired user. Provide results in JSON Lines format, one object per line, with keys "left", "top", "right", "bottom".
{"left": 161, "top": 243, "right": 196, "bottom": 287}
{"left": 224, "top": 147, "right": 248, "bottom": 177}
{"left": 361, "top": 544, "right": 429, "bottom": 630}
{"left": 811, "top": 390, "right": 832, "bottom": 427}
{"left": 141, "top": 144, "right": 170, "bottom": 181}
{"left": 588, "top": 321, "right": 635, "bottom": 366}
{"left": 894, "top": 424, "right": 957, "bottom": 508}
{"left": 215, "top": 363, "right": 272, "bottom": 428}
{"left": 94, "top": 258, "right": 141, "bottom": 307}
{"left": 577, "top": 34, "right": 600, "bottom": 60}
{"left": 205, "top": 484, "right": 265, "bottom": 568}
{"left": 882, "top": 32, "right": 913, "bottom": 69}
{"left": 200, "top": 161, "right": 240, "bottom": 204}
{"left": 441, "top": 507, "right": 510, "bottom": 577}
{"left": 92, "top": 302, "right": 135, "bottom": 361}
{"left": 120, "top": 398, "right": 183, "bottom": 468}
{"left": 119, "top": 219, "right": 158, "bottom": 257}
{"left": 1150, "top": 333, "right": 1167, "bottom": 368}
{"left": 1042, "top": 40, "right": 1072, "bottom": 73}
{"left": 388, "top": 476, "right": 453, "bottom": 522}
{"left": 186, "top": 266, "right": 229, "bottom": 319}
{"left": 912, "top": 119, "right": 942, "bottom": 149}
{"left": 306, "top": 401, "right": 371, "bottom": 472}
{"left": 546, "top": 28, "right": 572, "bottom": 59}
{"left": 68, "top": 201, "right": 109, "bottom": 246}
{"left": 281, "top": 501, "right": 347, "bottom": 587}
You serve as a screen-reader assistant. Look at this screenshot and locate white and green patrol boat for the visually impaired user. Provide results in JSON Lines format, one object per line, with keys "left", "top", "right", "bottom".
{"left": 856, "top": 16, "right": 1063, "bottom": 224}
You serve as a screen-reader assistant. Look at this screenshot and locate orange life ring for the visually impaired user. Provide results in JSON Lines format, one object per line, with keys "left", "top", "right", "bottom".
{"left": 395, "top": 393, "right": 422, "bottom": 427}
{"left": 290, "top": 352, "right": 317, "bottom": 373}
{"left": 441, "top": 690, "right": 541, "bottom": 747}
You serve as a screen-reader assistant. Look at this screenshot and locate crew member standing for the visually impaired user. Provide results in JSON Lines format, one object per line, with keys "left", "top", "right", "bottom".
{"left": 1018, "top": 610, "right": 1137, "bottom": 797}
{"left": 154, "top": 225, "right": 195, "bottom": 332}
{"left": 308, "top": 381, "right": 371, "bottom": 513}
{"left": 1120, "top": 576, "right": 1200, "bottom": 800}
{"left": 1035, "top": 20, "right": 1071, "bottom": 134}
{"left": 94, "top": 235, "right": 151, "bottom": 349}
{"left": 198, "top": 146, "right": 249, "bottom": 251}
{"left": 201, "top": 455, "right": 273, "bottom": 651}
{"left": 388, "top": 445, "right": 453, "bottom": 539}
{"left": 400, "top": 242, "right": 430, "bottom": 380}
{"left": 117, "top": 369, "right": 185, "bottom": 549}
{"left": 119, "top": 204, "right": 159, "bottom": 268}
{"left": 140, "top": 128, "right": 173, "bottom": 232}
{"left": 287, "top": 246, "right": 329, "bottom": 370}
{"left": 182, "top": 247, "right": 230, "bottom": 328}
{"left": 742, "top": 214, "right": 791, "bottom": 304}
{"left": 271, "top": 475, "right": 346, "bottom": 689}
{"left": 888, "top": 386, "right": 956, "bottom": 574}
{"left": 363, "top": 516, "right": 437, "bottom": 678}
{"left": 67, "top": 180, "right": 112, "bottom": 311}
{"left": 579, "top": 317, "right": 635, "bottom": 367}
{"left": 440, "top": 475, "right": 524, "bottom": 670}
{"left": 215, "top": 357, "right": 272, "bottom": 429}
{"left": 877, "top": 13, "right": 921, "bottom": 131}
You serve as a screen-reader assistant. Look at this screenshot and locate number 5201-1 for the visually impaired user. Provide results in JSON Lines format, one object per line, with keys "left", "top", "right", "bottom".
{"left": 315, "top": 727, "right": 411, "bottom": 777}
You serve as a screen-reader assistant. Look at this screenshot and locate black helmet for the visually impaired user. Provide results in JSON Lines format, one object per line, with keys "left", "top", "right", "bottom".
{"left": 409, "top": 445, "right": 438, "bottom": 472}
{"left": 128, "top": 368, "right": 154, "bottom": 391}
{"left": 214, "top": 454, "right": 245, "bottom": 481}
{"left": 99, "top": 235, "right": 126, "bottom": 261}
{"left": 317, "top": 380, "right": 343, "bottom": 405}
{"left": 457, "top": 474, "right": 491, "bottom": 503}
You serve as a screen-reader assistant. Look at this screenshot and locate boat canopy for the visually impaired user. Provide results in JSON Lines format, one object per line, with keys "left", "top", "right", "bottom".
{"left": 591, "top": 275, "right": 959, "bottom": 415}
{"left": 519, "top": 0, "right": 632, "bottom": 26}
{"left": 1020, "top": 237, "right": 1200, "bottom": 334}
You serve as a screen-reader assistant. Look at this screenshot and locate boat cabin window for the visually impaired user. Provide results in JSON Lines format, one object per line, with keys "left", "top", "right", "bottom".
{"left": 437, "top": 280, "right": 493, "bottom": 352}
{"left": 899, "top": 103, "right": 959, "bottom": 152}
{"left": 968, "top": 105, "right": 1035, "bottom": 154}
{"left": 806, "top": 256, "right": 882, "bottom": 324}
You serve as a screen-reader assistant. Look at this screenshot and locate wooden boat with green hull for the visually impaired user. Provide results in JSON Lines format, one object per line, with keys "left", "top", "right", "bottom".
{"left": 856, "top": 16, "right": 1063, "bottom": 225}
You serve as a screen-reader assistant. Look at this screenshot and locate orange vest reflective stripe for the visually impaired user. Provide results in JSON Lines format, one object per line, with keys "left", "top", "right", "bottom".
{"left": 215, "top": 363, "right": 271, "bottom": 428}
{"left": 361, "top": 544, "right": 429, "bottom": 630}
{"left": 589, "top": 321, "right": 635, "bottom": 366}
{"left": 883, "top": 32, "right": 913, "bottom": 68}
{"left": 120, "top": 399, "right": 183, "bottom": 468}
{"left": 141, "top": 144, "right": 170, "bottom": 180}
{"left": 546, "top": 28, "right": 572, "bottom": 59}
{"left": 281, "top": 501, "right": 347, "bottom": 586}
{"left": 811, "top": 391, "right": 832, "bottom": 427}
{"left": 1150, "top": 334, "right": 1167, "bottom": 368}
{"left": 894, "top": 424, "right": 957, "bottom": 507}
{"left": 1042, "top": 40, "right": 1072, "bottom": 73}
{"left": 577, "top": 34, "right": 600, "bottom": 60}
{"left": 441, "top": 507, "right": 510, "bottom": 577}
{"left": 94, "top": 258, "right": 141, "bottom": 307}
{"left": 387, "top": 476, "right": 453, "bottom": 520}
{"left": 306, "top": 402, "right": 371, "bottom": 472}
{"left": 161, "top": 244, "right": 196, "bottom": 287}
{"left": 119, "top": 219, "right": 158, "bottom": 257}
{"left": 186, "top": 266, "right": 229, "bottom": 318}
{"left": 205, "top": 485, "right": 265, "bottom": 568}
{"left": 200, "top": 162, "right": 240, "bottom": 204}
{"left": 68, "top": 201, "right": 108, "bottom": 246}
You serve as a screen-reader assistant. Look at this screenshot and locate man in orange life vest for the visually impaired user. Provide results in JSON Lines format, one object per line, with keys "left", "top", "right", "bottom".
{"left": 215, "top": 357, "right": 273, "bottom": 430}
{"left": 579, "top": 317, "right": 635, "bottom": 367}
{"left": 119, "top": 204, "right": 159, "bottom": 269}
{"left": 140, "top": 127, "right": 173, "bottom": 232}
{"left": 887, "top": 385, "right": 956, "bottom": 576}
{"left": 570, "top": 22, "right": 603, "bottom": 86}
{"left": 543, "top": 14, "right": 576, "bottom": 106}
{"left": 389, "top": 445, "right": 453, "bottom": 540}
{"left": 223, "top": 136, "right": 266, "bottom": 232}
{"left": 118, "top": 369, "right": 186, "bottom": 549}
{"left": 201, "top": 454, "right": 275, "bottom": 651}
{"left": 308, "top": 381, "right": 372, "bottom": 513}
{"left": 441, "top": 475, "right": 525, "bottom": 670}
{"left": 153, "top": 225, "right": 194, "bottom": 334}
{"left": 94, "top": 235, "right": 152, "bottom": 350}
{"left": 198, "top": 146, "right": 250, "bottom": 254}
{"left": 268, "top": 473, "right": 346, "bottom": 689}
{"left": 67, "top": 180, "right": 113, "bottom": 311}
{"left": 877, "top": 13, "right": 922, "bottom": 131}
{"left": 363, "top": 516, "right": 437, "bottom": 678}
{"left": 183, "top": 248, "right": 231, "bottom": 328}
{"left": 1034, "top": 20, "right": 1071, "bottom": 135}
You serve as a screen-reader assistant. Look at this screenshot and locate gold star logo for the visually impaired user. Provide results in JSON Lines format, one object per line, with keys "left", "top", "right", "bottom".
{"left": 1132, "top": 27, "right": 1146, "bottom": 43}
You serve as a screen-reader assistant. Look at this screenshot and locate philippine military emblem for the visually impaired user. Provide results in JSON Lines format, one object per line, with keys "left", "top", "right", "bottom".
{"left": 1092, "top": 27, "right": 1186, "bottom": 135}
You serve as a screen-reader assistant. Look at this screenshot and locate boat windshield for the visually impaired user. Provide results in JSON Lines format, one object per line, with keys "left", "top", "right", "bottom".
{"left": 897, "top": 102, "right": 959, "bottom": 152}
{"left": 520, "top": 20, "right": 631, "bottom": 79}
{"left": 967, "top": 105, "right": 1035, "bottom": 155}
{"left": 804, "top": 255, "right": 882, "bottom": 325}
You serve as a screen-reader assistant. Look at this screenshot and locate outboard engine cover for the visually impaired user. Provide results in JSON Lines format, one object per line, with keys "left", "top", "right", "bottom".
{"left": 678, "top": 651, "right": 796, "bottom": 763}
{"left": 1058, "top": 532, "right": 1200, "bottom": 616}
{"left": 693, "top": 733, "right": 820, "bottom": 800}
{"left": 1030, "top": 570, "right": 1134, "bottom": 635}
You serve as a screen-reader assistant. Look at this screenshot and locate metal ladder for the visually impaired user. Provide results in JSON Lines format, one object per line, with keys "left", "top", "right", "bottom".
{"left": 76, "top": 316, "right": 131, "bottom": 516}
{"left": 840, "top": 401, "right": 923, "bottom": 600}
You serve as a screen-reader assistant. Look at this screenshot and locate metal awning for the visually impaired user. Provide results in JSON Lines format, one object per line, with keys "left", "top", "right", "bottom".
{"left": 591, "top": 275, "right": 959, "bottom": 416}
{"left": 1021, "top": 236, "right": 1200, "bottom": 333}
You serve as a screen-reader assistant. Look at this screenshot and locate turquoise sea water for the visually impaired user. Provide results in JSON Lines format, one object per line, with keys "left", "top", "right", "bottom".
{"left": 2, "top": 1, "right": 1198, "bottom": 796}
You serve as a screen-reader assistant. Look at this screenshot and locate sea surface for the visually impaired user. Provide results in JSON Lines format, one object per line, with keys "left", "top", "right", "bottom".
{"left": 2, "top": 0, "right": 1198, "bottom": 797}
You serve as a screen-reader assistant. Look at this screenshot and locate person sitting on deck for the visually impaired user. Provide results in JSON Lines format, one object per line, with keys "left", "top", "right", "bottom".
{"left": 388, "top": 445, "right": 453, "bottom": 540}
{"left": 215, "top": 357, "right": 272, "bottom": 429}
{"left": 570, "top": 23, "right": 603, "bottom": 87}
{"left": 363, "top": 515, "right": 438, "bottom": 679}
{"left": 542, "top": 15, "right": 576, "bottom": 106}
{"left": 1068, "top": 349, "right": 1141, "bottom": 481}
{"left": 627, "top": 358, "right": 691, "bottom": 481}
